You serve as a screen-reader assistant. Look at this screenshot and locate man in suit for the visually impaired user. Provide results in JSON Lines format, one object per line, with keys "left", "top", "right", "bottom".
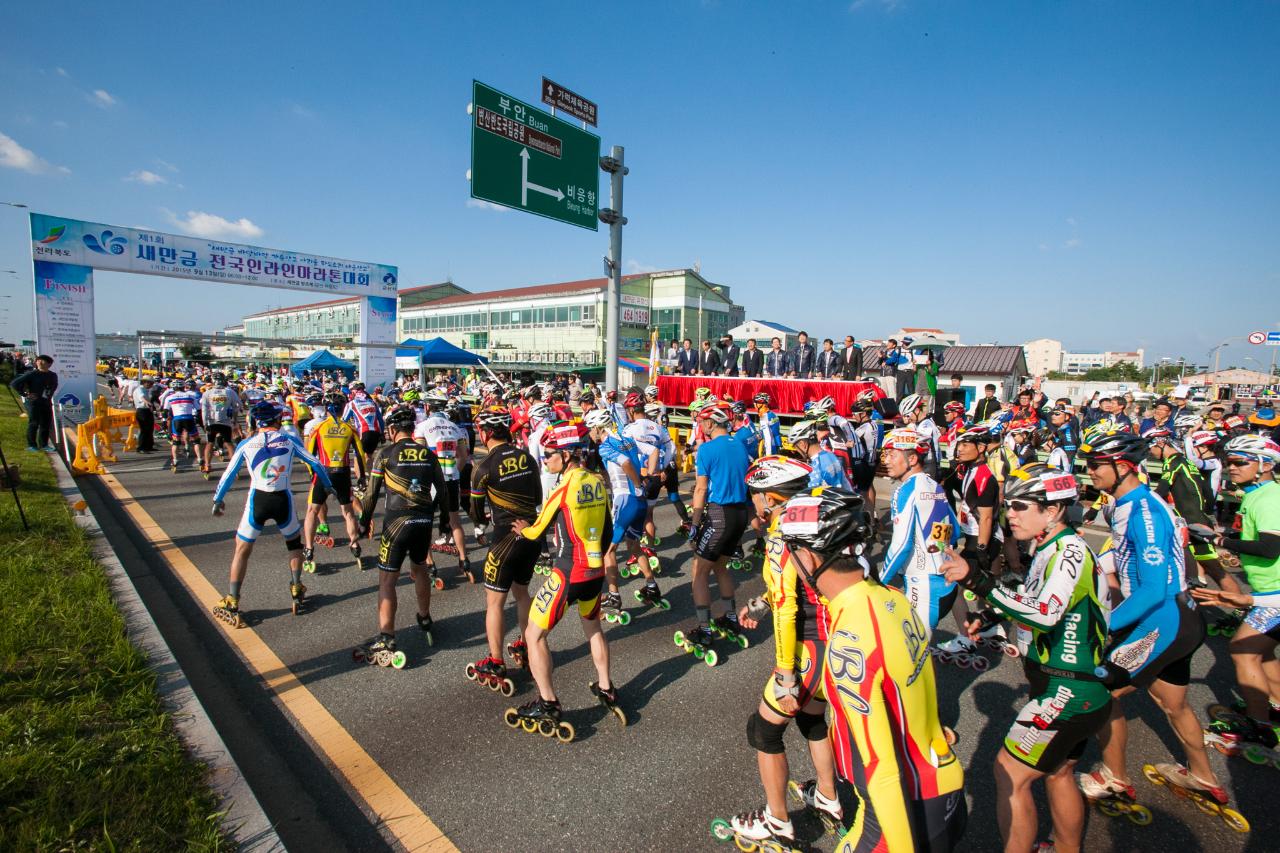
{"left": 677, "top": 338, "right": 697, "bottom": 376}
{"left": 816, "top": 338, "right": 839, "bottom": 378}
{"left": 764, "top": 337, "right": 788, "bottom": 378}
{"left": 696, "top": 339, "right": 721, "bottom": 376}
{"left": 840, "top": 335, "right": 863, "bottom": 380}
{"left": 741, "top": 338, "right": 763, "bottom": 378}
{"left": 719, "top": 334, "right": 741, "bottom": 377}
{"left": 788, "top": 331, "right": 816, "bottom": 379}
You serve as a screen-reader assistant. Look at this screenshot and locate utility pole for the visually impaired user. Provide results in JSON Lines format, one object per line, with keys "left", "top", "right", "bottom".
{"left": 599, "top": 146, "right": 627, "bottom": 392}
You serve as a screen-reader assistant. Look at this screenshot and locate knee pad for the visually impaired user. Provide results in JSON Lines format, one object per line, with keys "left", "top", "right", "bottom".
{"left": 795, "top": 711, "right": 827, "bottom": 742}
{"left": 284, "top": 536, "right": 303, "bottom": 552}
{"left": 746, "top": 710, "right": 788, "bottom": 755}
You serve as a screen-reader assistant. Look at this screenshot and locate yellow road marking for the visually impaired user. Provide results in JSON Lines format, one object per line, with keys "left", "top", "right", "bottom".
{"left": 96, "top": 469, "right": 457, "bottom": 853}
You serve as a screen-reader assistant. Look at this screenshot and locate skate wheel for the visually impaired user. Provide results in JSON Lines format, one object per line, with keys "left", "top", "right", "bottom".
{"left": 433, "top": 577, "right": 445, "bottom": 590}
{"left": 733, "top": 836, "right": 758, "bottom": 852}
{"left": 1244, "top": 745, "right": 1269, "bottom": 765}
{"left": 736, "top": 634, "right": 749, "bottom": 650}
{"left": 500, "top": 679, "right": 515, "bottom": 698}
{"left": 1221, "top": 807, "right": 1250, "bottom": 832}
{"left": 620, "top": 611, "right": 631, "bottom": 626}
{"left": 963, "top": 590, "right": 976, "bottom": 601}
{"left": 1098, "top": 800, "right": 1121, "bottom": 816}
{"left": 1142, "top": 764, "right": 1164, "bottom": 786}
{"left": 520, "top": 718, "right": 537, "bottom": 733}
{"left": 1127, "top": 805, "right": 1153, "bottom": 826}
{"left": 465, "top": 664, "right": 478, "bottom": 680}
{"left": 673, "top": 630, "right": 686, "bottom": 646}
{"left": 555, "top": 722, "right": 575, "bottom": 743}
{"left": 943, "top": 725, "right": 959, "bottom": 746}
{"left": 611, "top": 705, "right": 628, "bottom": 726}
{"left": 1003, "top": 644, "right": 1020, "bottom": 658}
{"left": 487, "top": 679, "right": 500, "bottom": 692}
{"left": 659, "top": 598, "right": 671, "bottom": 610}
{"left": 692, "top": 645, "right": 705, "bottom": 659}
{"left": 710, "top": 818, "right": 733, "bottom": 842}
{"left": 634, "top": 590, "right": 645, "bottom": 603}
{"left": 374, "top": 650, "right": 391, "bottom": 667}
{"left": 390, "top": 651, "right": 407, "bottom": 669}
{"left": 704, "top": 649, "right": 719, "bottom": 667}
{"left": 503, "top": 708, "right": 519, "bottom": 728}
{"left": 537, "top": 718, "right": 556, "bottom": 737}
{"left": 1192, "top": 795, "right": 1218, "bottom": 816}
{"left": 649, "top": 557, "right": 661, "bottom": 571}
{"left": 425, "top": 631, "right": 434, "bottom": 648}
{"left": 970, "top": 655, "right": 990, "bottom": 672}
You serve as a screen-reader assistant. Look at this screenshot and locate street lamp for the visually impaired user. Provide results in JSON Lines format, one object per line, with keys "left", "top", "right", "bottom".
{"left": 0, "top": 201, "right": 29, "bottom": 209}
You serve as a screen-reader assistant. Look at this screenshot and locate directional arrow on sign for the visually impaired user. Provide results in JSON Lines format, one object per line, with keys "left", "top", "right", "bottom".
{"left": 519, "top": 148, "right": 564, "bottom": 206}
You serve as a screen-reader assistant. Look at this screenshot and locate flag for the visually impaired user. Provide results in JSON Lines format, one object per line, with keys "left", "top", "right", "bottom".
{"left": 648, "top": 329, "right": 660, "bottom": 383}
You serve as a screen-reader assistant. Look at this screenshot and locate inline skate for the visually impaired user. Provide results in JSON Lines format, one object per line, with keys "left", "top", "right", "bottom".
{"left": 506, "top": 637, "right": 529, "bottom": 669}
{"left": 350, "top": 541, "right": 364, "bottom": 570}
{"left": 600, "top": 590, "right": 631, "bottom": 625}
{"left": 1076, "top": 765, "right": 1153, "bottom": 826}
{"left": 353, "top": 634, "right": 407, "bottom": 669}
{"left": 1207, "top": 609, "right": 1246, "bottom": 637}
{"left": 466, "top": 656, "right": 514, "bottom": 697}
{"left": 674, "top": 625, "right": 719, "bottom": 667}
{"left": 1203, "top": 705, "right": 1280, "bottom": 769}
{"left": 633, "top": 583, "right": 672, "bottom": 612}
{"left": 710, "top": 806, "right": 798, "bottom": 853}
{"left": 313, "top": 522, "right": 334, "bottom": 548}
{"left": 711, "top": 614, "right": 750, "bottom": 649}
{"left": 211, "top": 594, "right": 244, "bottom": 628}
{"left": 787, "top": 779, "right": 844, "bottom": 835}
{"left": 301, "top": 547, "right": 318, "bottom": 574}
{"left": 416, "top": 612, "right": 434, "bottom": 646}
{"left": 1142, "top": 762, "right": 1246, "bottom": 831}
{"left": 930, "top": 636, "right": 990, "bottom": 671}
{"left": 289, "top": 582, "right": 308, "bottom": 615}
{"left": 590, "top": 681, "right": 627, "bottom": 726}
{"left": 503, "top": 698, "right": 575, "bottom": 742}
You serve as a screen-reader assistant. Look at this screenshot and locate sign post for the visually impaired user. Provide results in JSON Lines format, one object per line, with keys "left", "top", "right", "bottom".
{"left": 600, "top": 148, "right": 628, "bottom": 393}
{"left": 470, "top": 81, "right": 600, "bottom": 230}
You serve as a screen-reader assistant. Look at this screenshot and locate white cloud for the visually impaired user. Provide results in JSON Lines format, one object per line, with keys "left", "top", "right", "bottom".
{"left": 91, "top": 89, "right": 117, "bottom": 108}
{"left": 625, "top": 259, "right": 659, "bottom": 274}
{"left": 1066, "top": 216, "right": 1077, "bottom": 227}
{"left": 164, "top": 209, "right": 264, "bottom": 240}
{"left": 126, "top": 169, "right": 167, "bottom": 185}
{"left": 55, "top": 67, "right": 70, "bottom": 78}
{"left": 290, "top": 103, "right": 315, "bottom": 119}
{"left": 156, "top": 159, "right": 179, "bottom": 173}
{"left": 1063, "top": 237, "right": 1082, "bottom": 249}
{"left": 0, "top": 131, "right": 70, "bottom": 175}
{"left": 466, "top": 198, "right": 508, "bottom": 212}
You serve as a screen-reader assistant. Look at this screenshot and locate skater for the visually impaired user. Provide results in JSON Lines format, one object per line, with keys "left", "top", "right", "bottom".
{"left": 302, "top": 392, "right": 368, "bottom": 572}
{"left": 469, "top": 407, "right": 544, "bottom": 683}
{"left": 162, "top": 379, "right": 202, "bottom": 471}
{"left": 199, "top": 372, "right": 241, "bottom": 478}
{"left": 210, "top": 401, "right": 334, "bottom": 626}
{"left": 943, "top": 464, "right": 1112, "bottom": 853}
{"left": 507, "top": 421, "right": 615, "bottom": 738}
{"left": 357, "top": 405, "right": 449, "bottom": 663}
{"left": 415, "top": 392, "right": 474, "bottom": 581}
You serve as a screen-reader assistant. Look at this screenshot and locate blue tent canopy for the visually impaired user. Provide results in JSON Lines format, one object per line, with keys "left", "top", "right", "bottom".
{"left": 396, "top": 337, "right": 488, "bottom": 365}
{"left": 290, "top": 349, "right": 356, "bottom": 379}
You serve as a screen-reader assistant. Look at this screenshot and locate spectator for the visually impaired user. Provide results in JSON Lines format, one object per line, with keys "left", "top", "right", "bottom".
{"left": 677, "top": 338, "right": 697, "bottom": 375}
{"left": 741, "top": 338, "right": 763, "bottom": 378}
{"left": 764, "top": 337, "right": 788, "bottom": 378}
{"left": 879, "top": 338, "right": 908, "bottom": 398}
{"left": 915, "top": 350, "right": 940, "bottom": 408}
{"left": 10, "top": 354, "right": 58, "bottom": 451}
{"left": 719, "top": 334, "right": 740, "bottom": 377}
{"left": 817, "top": 338, "right": 838, "bottom": 378}
{"left": 697, "top": 339, "right": 721, "bottom": 376}
{"left": 1139, "top": 398, "right": 1175, "bottom": 435}
{"left": 839, "top": 335, "right": 863, "bottom": 380}
{"left": 788, "top": 331, "right": 816, "bottom": 379}
{"left": 973, "top": 383, "right": 1002, "bottom": 422}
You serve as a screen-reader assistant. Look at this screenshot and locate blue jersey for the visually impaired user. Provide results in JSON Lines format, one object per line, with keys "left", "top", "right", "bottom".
{"left": 213, "top": 428, "right": 332, "bottom": 503}
{"left": 882, "top": 472, "right": 961, "bottom": 630}
{"left": 1107, "top": 483, "right": 1186, "bottom": 632}
{"left": 733, "top": 424, "right": 761, "bottom": 461}
{"left": 696, "top": 434, "right": 751, "bottom": 505}
{"left": 755, "top": 411, "right": 782, "bottom": 456}
{"left": 809, "top": 450, "right": 852, "bottom": 490}
{"left": 598, "top": 432, "right": 647, "bottom": 498}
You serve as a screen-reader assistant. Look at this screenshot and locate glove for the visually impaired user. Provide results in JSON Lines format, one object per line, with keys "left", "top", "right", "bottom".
{"left": 745, "top": 596, "right": 771, "bottom": 621}
{"left": 212, "top": 501, "right": 225, "bottom": 517}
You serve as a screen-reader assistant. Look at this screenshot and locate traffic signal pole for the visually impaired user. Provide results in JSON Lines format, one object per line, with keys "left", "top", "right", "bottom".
{"left": 600, "top": 146, "right": 627, "bottom": 392}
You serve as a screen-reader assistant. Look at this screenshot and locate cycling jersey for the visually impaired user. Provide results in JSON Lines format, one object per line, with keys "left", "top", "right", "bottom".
{"left": 359, "top": 437, "right": 447, "bottom": 522}
{"left": 762, "top": 514, "right": 828, "bottom": 672}
{"left": 755, "top": 410, "right": 782, "bottom": 456}
{"left": 825, "top": 580, "right": 966, "bottom": 853}
{"left": 342, "top": 394, "right": 384, "bottom": 436}
{"left": 915, "top": 417, "right": 941, "bottom": 466}
{"left": 415, "top": 414, "right": 467, "bottom": 482}
{"left": 469, "top": 442, "right": 542, "bottom": 531}
{"left": 1046, "top": 446, "right": 1070, "bottom": 471}
{"left": 623, "top": 418, "right": 674, "bottom": 469}
{"left": 855, "top": 419, "right": 881, "bottom": 459}
{"left": 808, "top": 450, "right": 852, "bottom": 490}
{"left": 214, "top": 428, "right": 333, "bottom": 504}
{"left": 199, "top": 386, "right": 240, "bottom": 427}
{"left": 1108, "top": 484, "right": 1187, "bottom": 632}
{"left": 1237, "top": 480, "right": 1280, "bottom": 595}
{"left": 1155, "top": 454, "right": 1213, "bottom": 529}
{"left": 285, "top": 393, "right": 311, "bottom": 424}
{"left": 597, "top": 431, "right": 648, "bottom": 498}
{"left": 303, "top": 415, "right": 367, "bottom": 476}
{"left": 521, "top": 466, "right": 612, "bottom": 582}
{"left": 946, "top": 461, "right": 1001, "bottom": 540}
{"left": 883, "top": 472, "right": 960, "bottom": 630}
{"left": 696, "top": 434, "right": 751, "bottom": 505}
{"left": 162, "top": 389, "right": 200, "bottom": 419}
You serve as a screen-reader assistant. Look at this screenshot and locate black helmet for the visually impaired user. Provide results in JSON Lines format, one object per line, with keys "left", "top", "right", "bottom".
{"left": 1004, "top": 463, "right": 1079, "bottom": 504}
{"left": 251, "top": 401, "right": 281, "bottom": 425}
{"left": 1078, "top": 431, "right": 1148, "bottom": 466}
{"left": 385, "top": 405, "right": 417, "bottom": 432}
{"left": 778, "top": 488, "right": 869, "bottom": 556}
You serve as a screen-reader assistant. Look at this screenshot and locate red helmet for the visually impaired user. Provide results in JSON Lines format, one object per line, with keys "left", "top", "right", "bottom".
{"left": 624, "top": 392, "right": 643, "bottom": 409}
{"left": 944, "top": 401, "right": 966, "bottom": 414}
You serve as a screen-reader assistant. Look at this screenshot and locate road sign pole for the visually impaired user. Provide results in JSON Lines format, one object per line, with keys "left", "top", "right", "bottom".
{"left": 602, "top": 146, "right": 627, "bottom": 392}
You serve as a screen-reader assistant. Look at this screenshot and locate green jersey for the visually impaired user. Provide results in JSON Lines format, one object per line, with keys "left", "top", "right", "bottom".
{"left": 1239, "top": 480, "right": 1280, "bottom": 593}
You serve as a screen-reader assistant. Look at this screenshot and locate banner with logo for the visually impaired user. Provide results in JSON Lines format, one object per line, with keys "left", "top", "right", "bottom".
{"left": 32, "top": 261, "right": 95, "bottom": 424}
{"left": 358, "top": 296, "right": 397, "bottom": 390}
{"left": 30, "top": 213, "right": 398, "bottom": 299}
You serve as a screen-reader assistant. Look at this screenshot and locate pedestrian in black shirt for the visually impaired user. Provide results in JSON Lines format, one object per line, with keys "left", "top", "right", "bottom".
{"left": 10, "top": 354, "right": 58, "bottom": 451}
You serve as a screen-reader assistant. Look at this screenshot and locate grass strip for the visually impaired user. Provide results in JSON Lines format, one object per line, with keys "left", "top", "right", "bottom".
{"left": 0, "top": 392, "right": 228, "bottom": 851}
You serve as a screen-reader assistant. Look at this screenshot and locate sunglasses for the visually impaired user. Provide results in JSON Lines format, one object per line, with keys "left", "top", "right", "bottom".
{"left": 1084, "top": 460, "right": 1106, "bottom": 470}
{"left": 1003, "top": 499, "right": 1040, "bottom": 513}
{"left": 1225, "top": 457, "right": 1255, "bottom": 468}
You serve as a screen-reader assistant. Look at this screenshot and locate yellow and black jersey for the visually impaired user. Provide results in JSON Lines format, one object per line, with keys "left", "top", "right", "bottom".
{"left": 469, "top": 442, "right": 542, "bottom": 531}
{"left": 359, "top": 438, "right": 448, "bottom": 525}
{"left": 521, "top": 466, "right": 611, "bottom": 582}
{"left": 305, "top": 415, "right": 367, "bottom": 477}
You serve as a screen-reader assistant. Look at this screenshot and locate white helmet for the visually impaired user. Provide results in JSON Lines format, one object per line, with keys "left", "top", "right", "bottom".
{"left": 584, "top": 409, "right": 615, "bottom": 430}
{"left": 644, "top": 384, "right": 660, "bottom": 399}
{"left": 788, "top": 419, "right": 822, "bottom": 444}
{"left": 1223, "top": 434, "right": 1280, "bottom": 464}
{"left": 898, "top": 394, "right": 923, "bottom": 418}
{"left": 528, "top": 403, "right": 553, "bottom": 424}
{"left": 1186, "top": 430, "right": 1220, "bottom": 449}
{"left": 644, "top": 402, "right": 663, "bottom": 420}
{"left": 883, "top": 428, "right": 928, "bottom": 453}
{"left": 1174, "top": 414, "right": 1201, "bottom": 431}
{"left": 813, "top": 395, "right": 836, "bottom": 413}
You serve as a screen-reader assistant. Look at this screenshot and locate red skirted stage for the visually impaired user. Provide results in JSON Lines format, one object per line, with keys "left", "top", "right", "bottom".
{"left": 657, "top": 375, "right": 884, "bottom": 415}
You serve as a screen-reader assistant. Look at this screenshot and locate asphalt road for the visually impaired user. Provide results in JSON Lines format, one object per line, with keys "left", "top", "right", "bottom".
{"left": 77, "top": 408, "right": 1278, "bottom": 852}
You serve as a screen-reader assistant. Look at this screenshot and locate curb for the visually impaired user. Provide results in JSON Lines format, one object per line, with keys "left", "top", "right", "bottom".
{"left": 50, "top": 452, "right": 286, "bottom": 853}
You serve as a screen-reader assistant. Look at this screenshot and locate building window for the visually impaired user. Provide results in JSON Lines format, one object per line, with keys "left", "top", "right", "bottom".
{"left": 582, "top": 305, "right": 595, "bottom": 322}
{"left": 570, "top": 306, "right": 581, "bottom": 322}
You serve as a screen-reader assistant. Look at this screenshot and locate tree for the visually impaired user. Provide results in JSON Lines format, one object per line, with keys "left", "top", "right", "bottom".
{"left": 178, "top": 341, "right": 212, "bottom": 363}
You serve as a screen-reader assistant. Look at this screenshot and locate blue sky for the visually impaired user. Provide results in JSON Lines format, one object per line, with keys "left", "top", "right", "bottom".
{"left": 1, "top": 1, "right": 1277, "bottom": 369}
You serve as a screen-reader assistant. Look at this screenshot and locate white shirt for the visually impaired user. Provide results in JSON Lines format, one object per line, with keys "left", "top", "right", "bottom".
{"left": 131, "top": 385, "right": 152, "bottom": 408}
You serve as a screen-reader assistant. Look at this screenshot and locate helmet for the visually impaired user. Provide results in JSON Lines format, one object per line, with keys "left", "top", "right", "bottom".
{"left": 1007, "top": 417, "right": 1038, "bottom": 436}
{"left": 251, "top": 401, "right": 281, "bottom": 424}
{"left": 1175, "top": 414, "right": 1201, "bottom": 432}
{"left": 521, "top": 386, "right": 540, "bottom": 400}
{"left": 1140, "top": 425, "right": 1174, "bottom": 443}
{"left": 955, "top": 425, "right": 994, "bottom": 445}
{"left": 424, "top": 392, "right": 448, "bottom": 411}
{"left": 185, "top": 379, "right": 198, "bottom": 390}
{"left": 746, "top": 455, "right": 813, "bottom": 497}
{"left": 584, "top": 409, "right": 615, "bottom": 430}
{"left": 944, "top": 401, "right": 966, "bottom": 414}
{"left": 1033, "top": 427, "right": 1057, "bottom": 446}
{"left": 605, "top": 389, "right": 618, "bottom": 401}
{"left": 1186, "top": 430, "right": 1220, "bottom": 449}
{"left": 1082, "top": 418, "right": 1123, "bottom": 444}
{"left": 475, "top": 406, "right": 512, "bottom": 430}
{"left": 542, "top": 420, "right": 587, "bottom": 452}
{"left": 503, "top": 388, "right": 520, "bottom": 402}
{"left": 730, "top": 400, "right": 747, "bottom": 416}
{"left": 752, "top": 392, "right": 772, "bottom": 407}
{"left": 528, "top": 403, "right": 554, "bottom": 424}
{"left": 624, "top": 392, "right": 643, "bottom": 409}
{"left": 384, "top": 405, "right": 417, "bottom": 432}
{"left": 804, "top": 401, "right": 829, "bottom": 420}
{"left": 306, "top": 392, "right": 323, "bottom": 406}
{"left": 1223, "top": 415, "right": 1247, "bottom": 430}
{"left": 325, "top": 392, "right": 346, "bottom": 412}
{"left": 883, "top": 428, "right": 928, "bottom": 453}
{"left": 857, "top": 389, "right": 879, "bottom": 403}
{"left": 1078, "top": 431, "right": 1149, "bottom": 466}
{"left": 350, "top": 381, "right": 365, "bottom": 392}
{"left": 212, "top": 372, "right": 227, "bottom": 387}
{"left": 1223, "top": 434, "right": 1280, "bottom": 464}
{"left": 579, "top": 389, "right": 596, "bottom": 403}
{"left": 898, "top": 394, "right": 923, "bottom": 418}
{"left": 644, "top": 403, "right": 663, "bottom": 420}
{"left": 644, "top": 385, "right": 660, "bottom": 399}
{"left": 777, "top": 488, "right": 870, "bottom": 557}
{"left": 402, "top": 389, "right": 420, "bottom": 403}
{"left": 788, "top": 419, "right": 822, "bottom": 444}
{"left": 698, "top": 402, "right": 732, "bottom": 427}
{"left": 1004, "top": 463, "right": 1079, "bottom": 504}
{"left": 694, "top": 387, "right": 712, "bottom": 401}
{"left": 851, "top": 400, "right": 875, "bottom": 416}
{"left": 813, "top": 395, "right": 836, "bottom": 413}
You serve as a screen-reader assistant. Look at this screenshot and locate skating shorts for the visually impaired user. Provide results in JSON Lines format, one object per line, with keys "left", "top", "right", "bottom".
{"left": 904, "top": 575, "right": 959, "bottom": 634}
{"left": 836, "top": 789, "right": 967, "bottom": 853}
{"left": 378, "top": 512, "right": 434, "bottom": 572}
{"left": 359, "top": 431, "right": 382, "bottom": 457}
{"left": 1244, "top": 605, "right": 1280, "bottom": 639}
{"left": 695, "top": 502, "right": 750, "bottom": 561}
{"left": 611, "top": 494, "right": 648, "bottom": 545}
{"left": 529, "top": 568, "right": 602, "bottom": 632}
{"left": 442, "top": 480, "right": 461, "bottom": 513}
{"left": 206, "top": 424, "right": 233, "bottom": 447}
{"left": 311, "top": 469, "right": 351, "bottom": 505}
{"left": 643, "top": 474, "right": 663, "bottom": 501}
{"left": 1105, "top": 594, "right": 1204, "bottom": 690}
{"left": 851, "top": 459, "right": 876, "bottom": 492}
{"left": 763, "top": 639, "right": 826, "bottom": 717}
{"left": 483, "top": 530, "right": 542, "bottom": 594}
{"left": 237, "top": 489, "right": 301, "bottom": 543}
{"left": 1004, "top": 666, "right": 1113, "bottom": 773}
{"left": 663, "top": 462, "right": 681, "bottom": 495}
{"left": 170, "top": 415, "right": 198, "bottom": 438}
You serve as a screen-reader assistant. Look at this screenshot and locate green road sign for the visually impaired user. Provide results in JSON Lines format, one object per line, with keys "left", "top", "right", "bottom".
{"left": 471, "top": 80, "right": 600, "bottom": 231}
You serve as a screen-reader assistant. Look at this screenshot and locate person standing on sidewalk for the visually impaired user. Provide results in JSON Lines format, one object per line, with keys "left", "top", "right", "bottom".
{"left": 10, "top": 354, "right": 58, "bottom": 451}
{"left": 132, "top": 377, "right": 157, "bottom": 452}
